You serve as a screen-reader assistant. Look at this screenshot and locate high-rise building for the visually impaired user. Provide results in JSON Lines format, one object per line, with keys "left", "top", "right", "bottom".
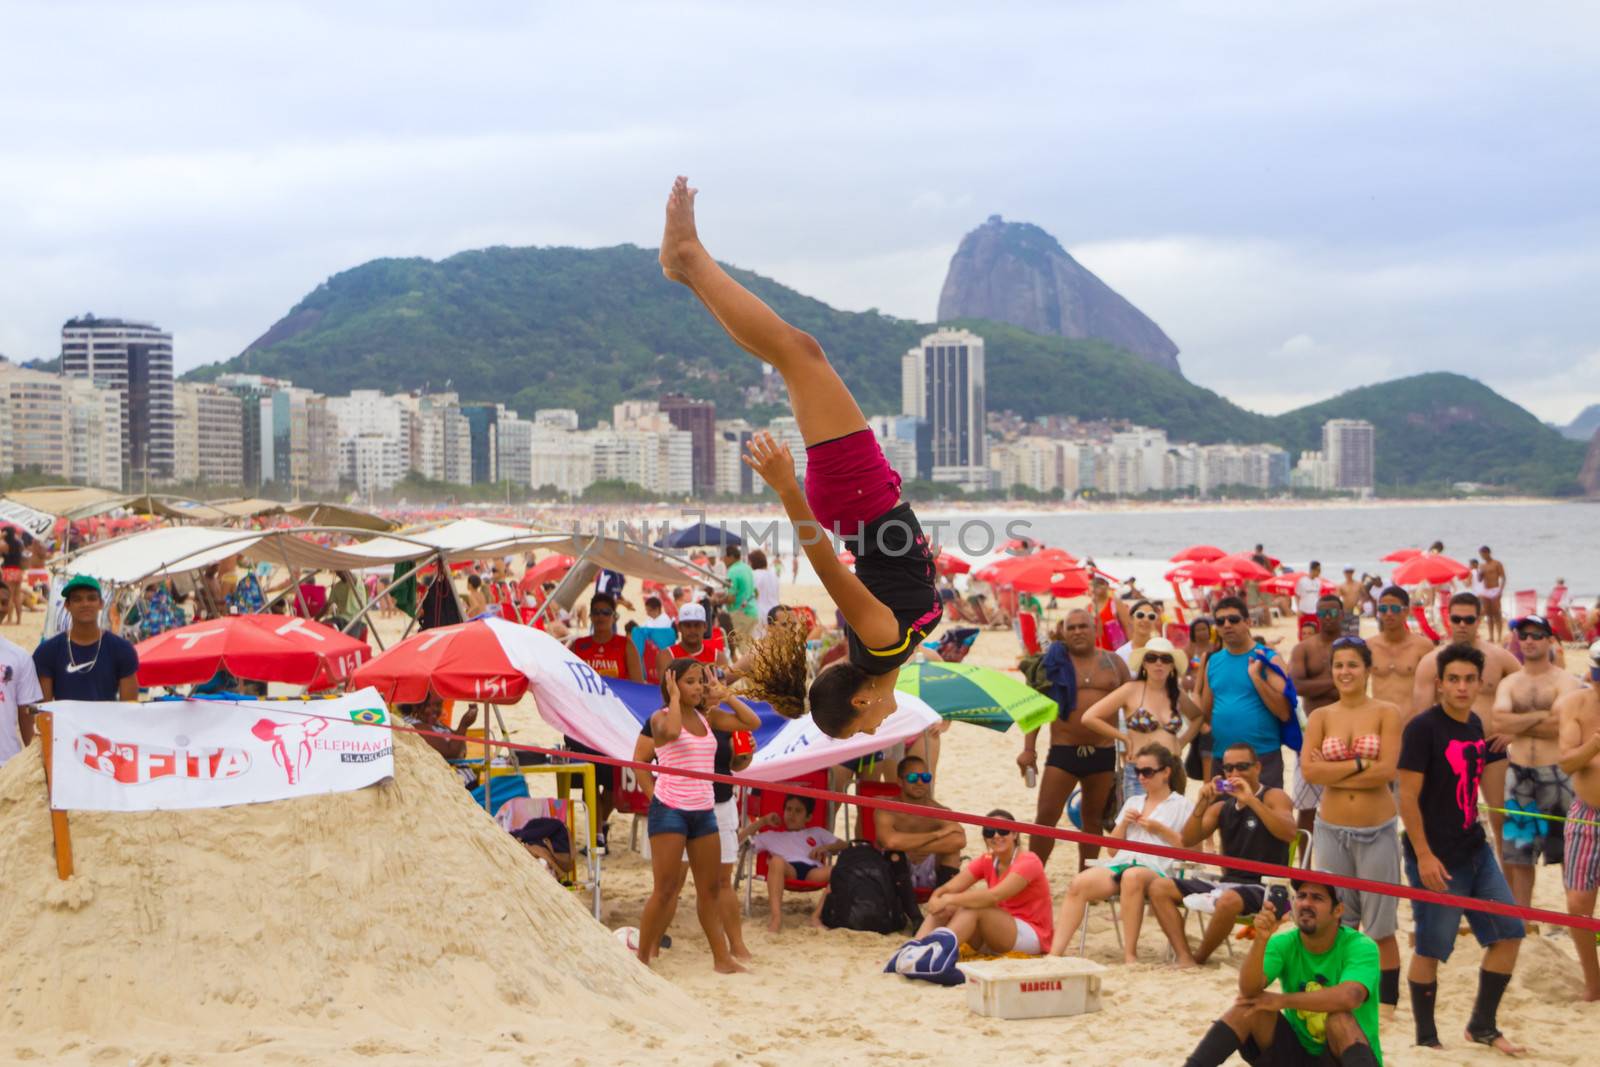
{"left": 217, "top": 373, "right": 292, "bottom": 489}
{"left": 906, "top": 328, "right": 990, "bottom": 491}
{"left": 460, "top": 404, "right": 501, "bottom": 484}
{"left": 714, "top": 420, "right": 755, "bottom": 496}
{"left": 171, "top": 382, "right": 244, "bottom": 487}
{"left": 59, "top": 315, "right": 175, "bottom": 485}
{"left": 495, "top": 408, "right": 533, "bottom": 488}
{"left": 0, "top": 362, "right": 124, "bottom": 489}
{"left": 1323, "top": 419, "right": 1376, "bottom": 491}
{"left": 659, "top": 394, "right": 717, "bottom": 495}
{"left": 529, "top": 429, "right": 594, "bottom": 496}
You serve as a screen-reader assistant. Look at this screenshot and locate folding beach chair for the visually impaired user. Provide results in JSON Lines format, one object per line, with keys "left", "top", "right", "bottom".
{"left": 1016, "top": 611, "right": 1042, "bottom": 656}
{"left": 737, "top": 770, "right": 831, "bottom": 916}
{"left": 1513, "top": 590, "right": 1538, "bottom": 618}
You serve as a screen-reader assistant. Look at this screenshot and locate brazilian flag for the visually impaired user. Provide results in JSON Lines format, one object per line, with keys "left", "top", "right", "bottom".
{"left": 349, "top": 707, "right": 387, "bottom": 726}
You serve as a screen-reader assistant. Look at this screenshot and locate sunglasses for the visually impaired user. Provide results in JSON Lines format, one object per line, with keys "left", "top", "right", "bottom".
{"left": 1143, "top": 654, "right": 1174, "bottom": 665}
{"left": 1376, "top": 604, "right": 1406, "bottom": 614}
{"left": 1134, "top": 765, "right": 1164, "bottom": 779}
{"left": 1220, "top": 761, "right": 1255, "bottom": 774}
{"left": 1317, "top": 608, "right": 1341, "bottom": 618}
{"left": 1215, "top": 614, "right": 1245, "bottom": 625}
{"left": 591, "top": 608, "right": 615, "bottom": 616}
{"left": 1331, "top": 636, "right": 1367, "bottom": 651}
{"left": 981, "top": 827, "right": 1012, "bottom": 839}
{"left": 1449, "top": 615, "right": 1479, "bottom": 626}
{"left": 1133, "top": 611, "right": 1159, "bottom": 621}
{"left": 1064, "top": 623, "right": 1092, "bottom": 631}
{"left": 904, "top": 772, "right": 932, "bottom": 784}
{"left": 1518, "top": 630, "right": 1550, "bottom": 640}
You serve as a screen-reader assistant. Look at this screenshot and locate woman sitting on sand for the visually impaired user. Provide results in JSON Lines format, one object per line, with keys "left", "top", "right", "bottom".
{"left": 1049, "top": 744, "right": 1193, "bottom": 962}
{"left": 1081, "top": 638, "right": 1202, "bottom": 801}
{"left": 1299, "top": 636, "right": 1404, "bottom": 1012}
{"left": 636, "top": 659, "right": 761, "bottom": 973}
{"left": 659, "top": 176, "right": 940, "bottom": 739}
{"left": 916, "top": 809, "right": 1053, "bottom": 954}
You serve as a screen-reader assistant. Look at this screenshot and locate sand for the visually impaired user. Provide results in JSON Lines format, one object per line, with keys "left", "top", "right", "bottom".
{"left": 4, "top": 568, "right": 1600, "bottom": 1065}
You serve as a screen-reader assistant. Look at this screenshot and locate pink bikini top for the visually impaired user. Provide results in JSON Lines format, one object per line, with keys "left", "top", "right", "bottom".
{"left": 1322, "top": 734, "right": 1381, "bottom": 762}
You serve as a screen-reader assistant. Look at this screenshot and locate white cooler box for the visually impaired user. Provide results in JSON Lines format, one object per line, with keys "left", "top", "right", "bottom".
{"left": 958, "top": 957, "right": 1106, "bottom": 1020}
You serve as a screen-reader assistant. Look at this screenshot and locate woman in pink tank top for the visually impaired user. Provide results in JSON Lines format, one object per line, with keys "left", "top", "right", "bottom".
{"left": 637, "top": 659, "right": 761, "bottom": 973}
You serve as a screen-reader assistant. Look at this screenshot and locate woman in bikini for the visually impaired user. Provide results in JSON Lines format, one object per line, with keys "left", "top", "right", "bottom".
{"left": 1299, "top": 635, "right": 1404, "bottom": 1013}
{"left": 660, "top": 177, "right": 940, "bottom": 738}
{"left": 1081, "top": 637, "right": 1202, "bottom": 802}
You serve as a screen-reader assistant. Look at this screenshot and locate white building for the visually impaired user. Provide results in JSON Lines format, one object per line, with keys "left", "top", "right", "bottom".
{"left": 1111, "top": 427, "right": 1169, "bottom": 493}
{"left": 495, "top": 409, "right": 534, "bottom": 487}
{"left": 989, "top": 436, "right": 1079, "bottom": 495}
{"left": 0, "top": 362, "right": 124, "bottom": 489}
{"left": 405, "top": 393, "right": 471, "bottom": 484}
{"left": 342, "top": 434, "right": 407, "bottom": 495}
{"left": 171, "top": 382, "right": 244, "bottom": 487}
{"left": 906, "top": 328, "right": 988, "bottom": 490}
{"left": 534, "top": 408, "right": 580, "bottom": 432}
{"left": 1323, "top": 419, "right": 1376, "bottom": 492}
{"left": 589, "top": 428, "right": 692, "bottom": 496}
{"left": 714, "top": 420, "right": 755, "bottom": 497}
{"left": 529, "top": 429, "right": 595, "bottom": 496}
{"left": 59, "top": 315, "right": 175, "bottom": 484}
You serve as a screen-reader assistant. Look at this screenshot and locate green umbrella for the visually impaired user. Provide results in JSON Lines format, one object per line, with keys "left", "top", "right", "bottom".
{"left": 895, "top": 661, "right": 1059, "bottom": 733}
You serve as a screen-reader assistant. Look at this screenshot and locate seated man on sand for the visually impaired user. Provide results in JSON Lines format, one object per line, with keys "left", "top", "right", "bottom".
{"left": 874, "top": 756, "right": 966, "bottom": 893}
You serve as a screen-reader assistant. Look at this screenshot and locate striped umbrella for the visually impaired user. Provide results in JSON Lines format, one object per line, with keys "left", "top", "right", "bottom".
{"left": 894, "top": 661, "right": 1059, "bottom": 733}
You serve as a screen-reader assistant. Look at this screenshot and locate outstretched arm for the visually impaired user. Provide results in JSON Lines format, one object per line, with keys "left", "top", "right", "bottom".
{"left": 743, "top": 433, "right": 898, "bottom": 647}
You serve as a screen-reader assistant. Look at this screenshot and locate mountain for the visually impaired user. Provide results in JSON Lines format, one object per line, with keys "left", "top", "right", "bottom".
{"left": 190, "top": 244, "right": 1584, "bottom": 494}
{"left": 1563, "top": 404, "right": 1600, "bottom": 441}
{"left": 937, "top": 215, "right": 1182, "bottom": 374}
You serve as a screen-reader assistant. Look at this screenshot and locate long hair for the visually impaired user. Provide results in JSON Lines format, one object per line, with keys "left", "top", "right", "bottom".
{"left": 1136, "top": 656, "right": 1183, "bottom": 711}
{"left": 659, "top": 657, "right": 707, "bottom": 708}
{"left": 737, "top": 616, "right": 810, "bottom": 719}
{"left": 1134, "top": 741, "right": 1186, "bottom": 795}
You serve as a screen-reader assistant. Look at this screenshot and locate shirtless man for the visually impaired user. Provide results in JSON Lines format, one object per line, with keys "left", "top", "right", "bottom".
{"left": 1556, "top": 640, "right": 1600, "bottom": 1001}
{"left": 1492, "top": 614, "right": 1579, "bottom": 920}
{"left": 1414, "top": 592, "right": 1521, "bottom": 858}
{"left": 1338, "top": 567, "right": 1364, "bottom": 637}
{"left": 1370, "top": 586, "right": 1434, "bottom": 714}
{"left": 1018, "top": 607, "right": 1130, "bottom": 866}
{"left": 1479, "top": 546, "right": 1507, "bottom": 644}
{"left": 874, "top": 755, "right": 966, "bottom": 893}
{"left": 1288, "top": 593, "right": 1343, "bottom": 832}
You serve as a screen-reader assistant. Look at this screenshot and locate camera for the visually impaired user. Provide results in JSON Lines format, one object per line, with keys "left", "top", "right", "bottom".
{"left": 1213, "top": 776, "right": 1234, "bottom": 794}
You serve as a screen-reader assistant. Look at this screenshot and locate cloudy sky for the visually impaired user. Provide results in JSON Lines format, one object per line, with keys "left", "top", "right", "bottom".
{"left": 2, "top": 1, "right": 1596, "bottom": 420}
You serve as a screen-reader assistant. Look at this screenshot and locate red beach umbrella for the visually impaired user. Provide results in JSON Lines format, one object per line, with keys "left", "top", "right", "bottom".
{"left": 934, "top": 551, "right": 971, "bottom": 576}
{"left": 1391, "top": 554, "right": 1471, "bottom": 586}
{"left": 135, "top": 615, "right": 370, "bottom": 691}
{"left": 1170, "top": 544, "right": 1227, "bottom": 563}
{"left": 350, "top": 620, "right": 529, "bottom": 704}
{"left": 1382, "top": 548, "right": 1422, "bottom": 563}
{"left": 518, "top": 553, "right": 575, "bottom": 592}
{"left": 1214, "top": 553, "right": 1273, "bottom": 581}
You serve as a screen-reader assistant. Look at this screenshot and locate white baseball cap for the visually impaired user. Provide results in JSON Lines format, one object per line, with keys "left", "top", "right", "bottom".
{"left": 677, "top": 603, "right": 707, "bottom": 623}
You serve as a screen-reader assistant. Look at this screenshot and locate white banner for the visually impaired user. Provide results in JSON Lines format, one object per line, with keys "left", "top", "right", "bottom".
{"left": 0, "top": 498, "right": 57, "bottom": 539}
{"left": 46, "top": 689, "right": 395, "bottom": 812}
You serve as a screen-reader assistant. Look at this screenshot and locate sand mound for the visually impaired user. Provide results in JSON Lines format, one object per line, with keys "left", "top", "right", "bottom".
{"left": 0, "top": 731, "right": 717, "bottom": 1065}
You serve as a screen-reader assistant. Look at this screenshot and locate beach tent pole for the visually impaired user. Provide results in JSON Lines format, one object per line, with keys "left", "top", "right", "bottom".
{"left": 36, "top": 713, "right": 74, "bottom": 880}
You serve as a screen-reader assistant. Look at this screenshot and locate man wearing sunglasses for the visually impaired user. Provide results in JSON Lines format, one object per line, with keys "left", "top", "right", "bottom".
{"left": 1368, "top": 586, "right": 1433, "bottom": 715}
{"left": 874, "top": 756, "right": 966, "bottom": 893}
{"left": 1491, "top": 614, "right": 1579, "bottom": 918}
{"left": 1195, "top": 596, "right": 1292, "bottom": 789}
{"left": 1554, "top": 640, "right": 1600, "bottom": 1001}
{"left": 1288, "top": 594, "right": 1345, "bottom": 833}
{"left": 1413, "top": 592, "right": 1520, "bottom": 858}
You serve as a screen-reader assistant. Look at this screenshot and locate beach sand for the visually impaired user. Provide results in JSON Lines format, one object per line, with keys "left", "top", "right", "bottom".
{"left": 3, "top": 575, "right": 1597, "bottom": 1065}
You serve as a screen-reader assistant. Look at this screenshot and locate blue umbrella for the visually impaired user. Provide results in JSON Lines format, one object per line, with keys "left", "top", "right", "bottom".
{"left": 653, "top": 522, "right": 743, "bottom": 550}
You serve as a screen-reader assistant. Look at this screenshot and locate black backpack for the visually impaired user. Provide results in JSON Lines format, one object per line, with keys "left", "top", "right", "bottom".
{"left": 820, "top": 843, "right": 906, "bottom": 934}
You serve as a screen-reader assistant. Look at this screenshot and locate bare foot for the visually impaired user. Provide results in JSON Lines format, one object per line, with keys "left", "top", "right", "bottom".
{"left": 713, "top": 957, "right": 748, "bottom": 975}
{"left": 733, "top": 948, "right": 755, "bottom": 964}
{"left": 1465, "top": 1028, "right": 1524, "bottom": 1057}
{"left": 809, "top": 913, "right": 825, "bottom": 929}
{"left": 767, "top": 915, "right": 782, "bottom": 934}
{"left": 1122, "top": 955, "right": 1140, "bottom": 966}
{"left": 659, "top": 176, "right": 708, "bottom": 283}
{"left": 1172, "top": 957, "right": 1199, "bottom": 970}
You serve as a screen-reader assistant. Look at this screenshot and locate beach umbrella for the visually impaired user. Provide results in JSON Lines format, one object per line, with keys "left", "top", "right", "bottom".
{"left": 1001, "top": 537, "right": 1039, "bottom": 554}
{"left": 1170, "top": 544, "right": 1227, "bottom": 563}
{"left": 1382, "top": 548, "right": 1422, "bottom": 563}
{"left": 894, "top": 661, "right": 1059, "bottom": 733}
{"left": 1391, "top": 553, "right": 1471, "bottom": 586}
{"left": 1214, "top": 553, "right": 1273, "bottom": 581}
{"left": 135, "top": 615, "right": 370, "bottom": 691}
{"left": 934, "top": 551, "right": 971, "bottom": 576}
{"left": 352, "top": 619, "right": 531, "bottom": 704}
{"left": 1165, "top": 561, "right": 1241, "bottom": 587}
{"left": 974, "top": 547, "right": 1078, "bottom": 583}
{"left": 653, "top": 521, "right": 743, "bottom": 550}
{"left": 977, "top": 553, "right": 1088, "bottom": 595}
{"left": 518, "top": 553, "right": 574, "bottom": 592}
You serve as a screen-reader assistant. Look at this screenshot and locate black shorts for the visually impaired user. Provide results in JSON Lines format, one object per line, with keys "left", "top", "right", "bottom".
{"left": 1045, "top": 743, "right": 1116, "bottom": 777}
{"left": 1241, "top": 1013, "right": 1337, "bottom": 1066}
{"left": 1171, "top": 879, "right": 1269, "bottom": 915}
{"left": 788, "top": 861, "right": 820, "bottom": 881}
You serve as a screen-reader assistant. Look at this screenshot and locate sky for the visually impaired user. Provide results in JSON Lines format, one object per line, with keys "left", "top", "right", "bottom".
{"left": 2, "top": 1, "right": 1597, "bottom": 422}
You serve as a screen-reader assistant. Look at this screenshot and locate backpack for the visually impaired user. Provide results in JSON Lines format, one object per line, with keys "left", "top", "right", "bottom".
{"left": 819, "top": 843, "right": 906, "bottom": 934}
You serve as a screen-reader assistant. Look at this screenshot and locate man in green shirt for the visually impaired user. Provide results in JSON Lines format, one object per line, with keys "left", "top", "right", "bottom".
{"left": 1183, "top": 876, "right": 1382, "bottom": 1066}
{"left": 719, "top": 545, "right": 759, "bottom": 648}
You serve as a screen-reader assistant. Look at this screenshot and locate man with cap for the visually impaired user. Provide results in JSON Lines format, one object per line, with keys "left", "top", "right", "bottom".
{"left": 1492, "top": 613, "right": 1580, "bottom": 919}
{"left": 656, "top": 601, "right": 729, "bottom": 677}
{"left": 1183, "top": 874, "right": 1383, "bottom": 1067}
{"left": 32, "top": 575, "right": 139, "bottom": 703}
{"left": 1556, "top": 640, "right": 1600, "bottom": 1001}
{"left": 1337, "top": 567, "right": 1364, "bottom": 637}
{"left": 0, "top": 580, "right": 44, "bottom": 766}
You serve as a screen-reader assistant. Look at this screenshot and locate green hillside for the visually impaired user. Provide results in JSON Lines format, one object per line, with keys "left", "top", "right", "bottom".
{"left": 188, "top": 244, "right": 1584, "bottom": 494}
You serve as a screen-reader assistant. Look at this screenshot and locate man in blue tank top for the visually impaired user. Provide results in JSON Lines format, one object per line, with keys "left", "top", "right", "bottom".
{"left": 1197, "top": 596, "right": 1292, "bottom": 788}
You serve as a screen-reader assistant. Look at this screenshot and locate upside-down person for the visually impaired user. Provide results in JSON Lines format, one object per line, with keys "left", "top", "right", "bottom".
{"left": 659, "top": 177, "right": 940, "bottom": 738}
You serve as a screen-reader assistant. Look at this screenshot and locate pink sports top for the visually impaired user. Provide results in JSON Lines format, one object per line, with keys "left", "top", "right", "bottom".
{"left": 653, "top": 707, "right": 717, "bottom": 811}
{"left": 1322, "top": 734, "right": 1381, "bottom": 762}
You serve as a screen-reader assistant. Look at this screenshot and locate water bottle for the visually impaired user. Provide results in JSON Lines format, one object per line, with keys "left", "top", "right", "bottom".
{"left": 1025, "top": 765, "right": 1038, "bottom": 788}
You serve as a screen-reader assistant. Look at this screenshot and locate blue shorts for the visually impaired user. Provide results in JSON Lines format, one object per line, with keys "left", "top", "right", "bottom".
{"left": 647, "top": 797, "right": 719, "bottom": 841}
{"left": 1404, "top": 839, "right": 1525, "bottom": 962}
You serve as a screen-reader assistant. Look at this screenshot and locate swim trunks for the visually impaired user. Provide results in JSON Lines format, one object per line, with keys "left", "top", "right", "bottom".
{"left": 1046, "top": 743, "right": 1115, "bottom": 777}
{"left": 1504, "top": 762, "right": 1572, "bottom": 867}
{"left": 1563, "top": 799, "right": 1600, "bottom": 892}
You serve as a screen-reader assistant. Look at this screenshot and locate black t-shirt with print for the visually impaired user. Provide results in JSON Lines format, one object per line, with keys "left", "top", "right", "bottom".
{"left": 1398, "top": 704, "right": 1505, "bottom": 868}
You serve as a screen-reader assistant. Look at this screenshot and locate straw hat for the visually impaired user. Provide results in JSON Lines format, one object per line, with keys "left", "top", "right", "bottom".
{"left": 1129, "top": 636, "right": 1187, "bottom": 678}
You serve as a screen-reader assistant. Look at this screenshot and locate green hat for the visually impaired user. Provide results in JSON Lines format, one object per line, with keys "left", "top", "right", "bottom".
{"left": 61, "top": 574, "right": 103, "bottom": 598}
